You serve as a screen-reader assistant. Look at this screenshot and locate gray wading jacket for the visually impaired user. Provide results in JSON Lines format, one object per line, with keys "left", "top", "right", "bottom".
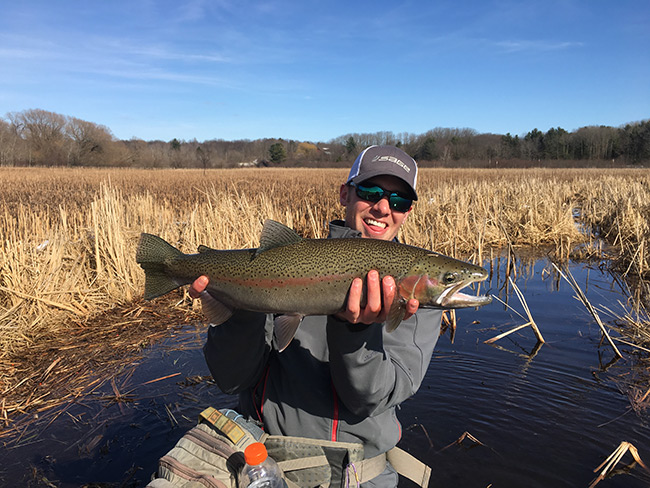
{"left": 203, "top": 221, "right": 442, "bottom": 487}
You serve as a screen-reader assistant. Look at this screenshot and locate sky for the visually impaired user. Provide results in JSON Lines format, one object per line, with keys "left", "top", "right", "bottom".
{"left": 1, "top": 0, "right": 649, "bottom": 143}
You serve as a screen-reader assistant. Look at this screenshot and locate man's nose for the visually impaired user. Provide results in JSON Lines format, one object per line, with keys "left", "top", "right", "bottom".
{"left": 373, "top": 196, "right": 391, "bottom": 213}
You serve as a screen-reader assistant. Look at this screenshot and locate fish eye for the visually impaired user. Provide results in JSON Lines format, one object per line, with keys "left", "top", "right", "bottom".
{"left": 443, "top": 272, "right": 458, "bottom": 284}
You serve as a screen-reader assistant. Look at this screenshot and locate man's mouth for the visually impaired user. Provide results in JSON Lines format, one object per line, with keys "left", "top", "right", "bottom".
{"left": 364, "top": 218, "right": 387, "bottom": 229}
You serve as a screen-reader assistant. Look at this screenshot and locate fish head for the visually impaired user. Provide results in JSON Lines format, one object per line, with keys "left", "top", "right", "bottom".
{"left": 398, "top": 253, "right": 492, "bottom": 309}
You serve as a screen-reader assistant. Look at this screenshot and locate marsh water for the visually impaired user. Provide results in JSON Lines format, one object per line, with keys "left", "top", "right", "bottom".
{"left": 2, "top": 256, "right": 650, "bottom": 487}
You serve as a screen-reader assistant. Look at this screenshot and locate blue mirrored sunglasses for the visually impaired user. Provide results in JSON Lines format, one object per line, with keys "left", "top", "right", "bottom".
{"left": 349, "top": 182, "right": 413, "bottom": 213}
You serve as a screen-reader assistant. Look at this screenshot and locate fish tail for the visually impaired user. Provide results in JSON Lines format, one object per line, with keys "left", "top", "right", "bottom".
{"left": 136, "top": 233, "right": 183, "bottom": 300}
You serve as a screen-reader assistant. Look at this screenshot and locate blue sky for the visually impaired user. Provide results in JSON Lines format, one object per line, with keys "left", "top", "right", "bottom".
{"left": 1, "top": 1, "right": 648, "bottom": 142}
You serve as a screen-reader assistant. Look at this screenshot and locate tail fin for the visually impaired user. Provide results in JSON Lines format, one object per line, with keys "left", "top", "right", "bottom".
{"left": 136, "top": 233, "right": 183, "bottom": 300}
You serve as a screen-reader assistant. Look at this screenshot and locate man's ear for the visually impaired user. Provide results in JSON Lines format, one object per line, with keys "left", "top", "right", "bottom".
{"left": 339, "top": 183, "right": 349, "bottom": 206}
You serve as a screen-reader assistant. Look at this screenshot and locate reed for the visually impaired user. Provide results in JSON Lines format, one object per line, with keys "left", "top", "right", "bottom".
{"left": 589, "top": 441, "right": 650, "bottom": 487}
{"left": 2, "top": 166, "right": 650, "bottom": 431}
{"left": 3, "top": 167, "right": 650, "bottom": 356}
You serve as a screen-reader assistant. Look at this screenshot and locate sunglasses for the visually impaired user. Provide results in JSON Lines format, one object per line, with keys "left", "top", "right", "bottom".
{"left": 349, "top": 182, "right": 413, "bottom": 213}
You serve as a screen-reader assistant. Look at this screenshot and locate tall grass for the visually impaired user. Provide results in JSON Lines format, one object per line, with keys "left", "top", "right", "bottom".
{"left": 2, "top": 166, "right": 650, "bottom": 361}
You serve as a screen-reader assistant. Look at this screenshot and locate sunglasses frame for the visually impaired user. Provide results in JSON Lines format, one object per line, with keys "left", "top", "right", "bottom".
{"left": 349, "top": 182, "right": 413, "bottom": 213}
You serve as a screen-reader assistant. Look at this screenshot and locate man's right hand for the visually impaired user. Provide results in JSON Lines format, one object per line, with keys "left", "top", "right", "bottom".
{"left": 189, "top": 275, "right": 209, "bottom": 299}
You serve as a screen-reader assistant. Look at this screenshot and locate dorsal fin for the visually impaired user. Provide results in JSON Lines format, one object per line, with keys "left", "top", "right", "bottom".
{"left": 256, "top": 220, "right": 303, "bottom": 256}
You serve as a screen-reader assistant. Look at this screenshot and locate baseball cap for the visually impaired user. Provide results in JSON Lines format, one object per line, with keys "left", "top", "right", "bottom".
{"left": 346, "top": 145, "right": 418, "bottom": 200}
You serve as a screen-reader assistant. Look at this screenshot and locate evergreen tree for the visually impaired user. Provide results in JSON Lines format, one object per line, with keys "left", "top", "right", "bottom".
{"left": 345, "top": 136, "right": 357, "bottom": 154}
{"left": 269, "top": 142, "right": 287, "bottom": 164}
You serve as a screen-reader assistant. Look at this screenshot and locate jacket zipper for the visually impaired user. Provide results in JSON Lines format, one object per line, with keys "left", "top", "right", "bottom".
{"left": 253, "top": 364, "right": 271, "bottom": 424}
{"left": 330, "top": 382, "right": 339, "bottom": 442}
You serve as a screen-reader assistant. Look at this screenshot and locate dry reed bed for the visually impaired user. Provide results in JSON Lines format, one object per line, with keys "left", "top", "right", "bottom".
{"left": 2, "top": 167, "right": 650, "bottom": 432}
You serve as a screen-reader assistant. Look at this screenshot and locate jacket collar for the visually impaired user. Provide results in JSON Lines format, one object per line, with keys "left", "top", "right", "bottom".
{"left": 328, "top": 220, "right": 362, "bottom": 239}
{"left": 327, "top": 220, "right": 400, "bottom": 243}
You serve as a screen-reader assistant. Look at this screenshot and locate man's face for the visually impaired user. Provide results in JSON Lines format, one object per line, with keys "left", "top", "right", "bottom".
{"left": 339, "top": 175, "right": 412, "bottom": 241}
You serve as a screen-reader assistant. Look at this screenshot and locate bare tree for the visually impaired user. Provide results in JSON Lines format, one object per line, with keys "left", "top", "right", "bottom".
{"left": 65, "top": 117, "right": 116, "bottom": 166}
{"left": 7, "top": 109, "right": 67, "bottom": 165}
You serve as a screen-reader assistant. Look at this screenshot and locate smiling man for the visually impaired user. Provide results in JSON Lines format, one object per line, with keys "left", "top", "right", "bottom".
{"left": 340, "top": 145, "right": 417, "bottom": 241}
{"left": 192, "top": 145, "right": 442, "bottom": 488}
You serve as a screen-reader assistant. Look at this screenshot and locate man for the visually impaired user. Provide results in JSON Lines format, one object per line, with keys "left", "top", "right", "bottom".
{"left": 190, "top": 145, "right": 442, "bottom": 487}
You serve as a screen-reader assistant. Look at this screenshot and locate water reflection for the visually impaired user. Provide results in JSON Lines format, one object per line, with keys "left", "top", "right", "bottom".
{"left": 2, "top": 257, "right": 650, "bottom": 487}
{"left": 407, "top": 256, "right": 650, "bottom": 487}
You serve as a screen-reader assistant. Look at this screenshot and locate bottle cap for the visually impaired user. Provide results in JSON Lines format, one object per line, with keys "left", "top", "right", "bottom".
{"left": 244, "top": 442, "right": 268, "bottom": 466}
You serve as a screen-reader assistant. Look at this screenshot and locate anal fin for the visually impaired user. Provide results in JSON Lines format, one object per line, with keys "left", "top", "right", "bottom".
{"left": 273, "top": 314, "right": 304, "bottom": 352}
{"left": 200, "top": 292, "right": 234, "bottom": 326}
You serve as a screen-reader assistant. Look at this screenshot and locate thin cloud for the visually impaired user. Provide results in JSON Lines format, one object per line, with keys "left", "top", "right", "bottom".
{"left": 0, "top": 48, "right": 45, "bottom": 60}
{"left": 109, "top": 42, "right": 232, "bottom": 64}
{"left": 81, "top": 64, "right": 239, "bottom": 89}
{"left": 494, "top": 39, "right": 584, "bottom": 53}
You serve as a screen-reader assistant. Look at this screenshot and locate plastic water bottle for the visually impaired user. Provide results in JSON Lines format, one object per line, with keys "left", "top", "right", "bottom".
{"left": 239, "top": 442, "right": 284, "bottom": 488}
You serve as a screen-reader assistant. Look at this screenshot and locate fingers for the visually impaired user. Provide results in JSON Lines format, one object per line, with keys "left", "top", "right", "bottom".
{"left": 334, "top": 277, "right": 363, "bottom": 323}
{"left": 189, "top": 275, "right": 209, "bottom": 299}
{"left": 362, "top": 270, "right": 384, "bottom": 319}
{"left": 381, "top": 275, "right": 396, "bottom": 314}
{"left": 351, "top": 270, "right": 383, "bottom": 324}
{"left": 336, "top": 271, "right": 397, "bottom": 325}
{"left": 403, "top": 299, "right": 420, "bottom": 321}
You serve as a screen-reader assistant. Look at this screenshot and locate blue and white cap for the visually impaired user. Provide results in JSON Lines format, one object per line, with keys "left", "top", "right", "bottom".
{"left": 346, "top": 145, "right": 418, "bottom": 200}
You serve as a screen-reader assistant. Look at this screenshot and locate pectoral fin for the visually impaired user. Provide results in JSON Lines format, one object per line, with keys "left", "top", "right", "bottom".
{"left": 386, "top": 298, "right": 407, "bottom": 332}
{"left": 273, "top": 313, "right": 304, "bottom": 352}
{"left": 200, "top": 292, "right": 234, "bottom": 326}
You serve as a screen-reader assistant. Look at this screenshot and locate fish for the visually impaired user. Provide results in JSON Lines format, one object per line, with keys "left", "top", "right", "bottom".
{"left": 136, "top": 219, "right": 492, "bottom": 350}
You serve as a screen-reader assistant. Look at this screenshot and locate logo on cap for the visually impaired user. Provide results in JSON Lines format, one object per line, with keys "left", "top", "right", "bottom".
{"left": 372, "top": 155, "right": 411, "bottom": 173}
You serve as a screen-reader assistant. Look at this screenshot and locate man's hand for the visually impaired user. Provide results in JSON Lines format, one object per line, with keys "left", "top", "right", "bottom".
{"left": 189, "top": 275, "right": 209, "bottom": 299}
{"left": 335, "top": 270, "right": 419, "bottom": 325}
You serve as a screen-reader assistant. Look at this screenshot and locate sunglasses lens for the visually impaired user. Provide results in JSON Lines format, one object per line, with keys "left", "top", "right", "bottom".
{"left": 356, "top": 186, "right": 383, "bottom": 203}
{"left": 354, "top": 184, "right": 412, "bottom": 213}
{"left": 390, "top": 196, "right": 412, "bottom": 212}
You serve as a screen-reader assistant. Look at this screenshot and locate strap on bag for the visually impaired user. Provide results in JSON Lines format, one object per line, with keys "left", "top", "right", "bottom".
{"left": 277, "top": 456, "right": 330, "bottom": 472}
{"left": 199, "top": 407, "right": 268, "bottom": 449}
{"left": 387, "top": 448, "right": 431, "bottom": 488}
{"left": 346, "top": 447, "right": 431, "bottom": 488}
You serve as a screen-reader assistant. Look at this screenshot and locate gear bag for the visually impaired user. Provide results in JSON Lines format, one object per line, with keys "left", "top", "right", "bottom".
{"left": 147, "top": 407, "right": 431, "bottom": 488}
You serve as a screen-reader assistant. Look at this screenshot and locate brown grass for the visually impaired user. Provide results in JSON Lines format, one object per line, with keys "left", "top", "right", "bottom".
{"left": 2, "top": 166, "right": 650, "bottom": 432}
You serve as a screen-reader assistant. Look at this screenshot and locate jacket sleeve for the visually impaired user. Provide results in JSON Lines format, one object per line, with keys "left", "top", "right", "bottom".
{"left": 326, "top": 309, "right": 442, "bottom": 417}
{"left": 203, "top": 310, "right": 273, "bottom": 394}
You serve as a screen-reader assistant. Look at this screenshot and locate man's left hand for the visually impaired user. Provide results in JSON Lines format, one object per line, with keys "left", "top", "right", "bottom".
{"left": 335, "top": 270, "right": 419, "bottom": 325}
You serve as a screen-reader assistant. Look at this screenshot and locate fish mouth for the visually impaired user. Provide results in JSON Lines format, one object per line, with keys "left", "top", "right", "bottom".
{"left": 436, "top": 279, "right": 492, "bottom": 308}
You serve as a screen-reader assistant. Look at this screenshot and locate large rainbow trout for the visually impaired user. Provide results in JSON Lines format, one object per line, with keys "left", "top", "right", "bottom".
{"left": 136, "top": 220, "right": 491, "bottom": 349}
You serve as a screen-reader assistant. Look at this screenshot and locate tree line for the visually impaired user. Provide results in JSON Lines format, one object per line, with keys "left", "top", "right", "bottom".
{"left": 1, "top": 108, "right": 648, "bottom": 168}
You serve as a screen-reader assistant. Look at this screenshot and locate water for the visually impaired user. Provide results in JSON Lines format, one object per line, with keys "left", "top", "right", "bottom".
{"left": 2, "top": 258, "right": 649, "bottom": 487}
{"left": 405, "top": 258, "right": 650, "bottom": 487}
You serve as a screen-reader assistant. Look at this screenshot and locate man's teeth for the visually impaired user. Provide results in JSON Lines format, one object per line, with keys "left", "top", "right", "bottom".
{"left": 365, "top": 219, "right": 386, "bottom": 229}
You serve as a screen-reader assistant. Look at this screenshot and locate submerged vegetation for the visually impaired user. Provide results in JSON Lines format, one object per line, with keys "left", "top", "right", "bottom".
{"left": 2, "top": 166, "right": 650, "bottom": 434}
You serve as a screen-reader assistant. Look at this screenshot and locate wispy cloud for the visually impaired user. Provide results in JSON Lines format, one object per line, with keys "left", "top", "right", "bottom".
{"left": 100, "top": 39, "right": 233, "bottom": 64}
{"left": 88, "top": 66, "right": 235, "bottom": 88}
{"left": 177, "top": 0, "right": 210, "bottom": 22}
{"left": 0, "top": 47, "right": 45, "bottom": 60}
{"left": 494, "top": 39, "right": 584, "bottom": 53}
{"left": 0, "top": 34, "right": 58, "bottom": 60}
